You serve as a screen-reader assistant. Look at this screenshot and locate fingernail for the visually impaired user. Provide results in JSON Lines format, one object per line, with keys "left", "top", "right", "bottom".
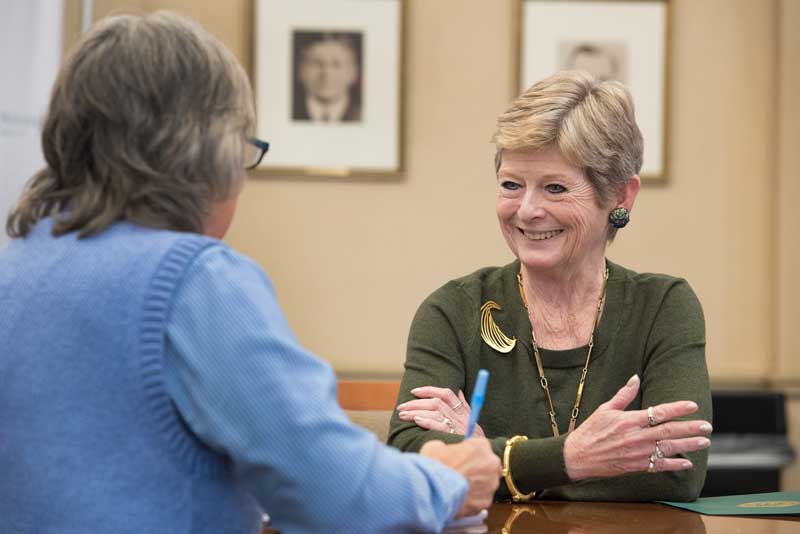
{"left": 685, "top": 401, "right": 698, "bottom": 411}
{"left": 627, "top": 374, "right": 639, "bottom": 387}
{"left": 398, "top": 411, "right": 408, "bottom": 418}
{"left": 698, "top": 438, "right": 711, "bottom": 448}
{"left": 396, "top": 404, "right": 406, "bottom": 411}
{"left": 700, "top": 423, "right": 713, "bottom": 433}
{"left": 410, "top": 388, "right": 420, "bottom": 393}
{"left": 681, "top": 460, "right": 693, "bottom": 469}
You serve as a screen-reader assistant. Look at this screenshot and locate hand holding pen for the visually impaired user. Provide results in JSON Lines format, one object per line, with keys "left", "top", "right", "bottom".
{"left": 412, "top": 370, "right": 498, "bottom": 518}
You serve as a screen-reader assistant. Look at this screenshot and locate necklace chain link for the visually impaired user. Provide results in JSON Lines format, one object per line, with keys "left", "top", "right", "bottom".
{"left": 517, "top": 266, "right": 609, "bottom": 437}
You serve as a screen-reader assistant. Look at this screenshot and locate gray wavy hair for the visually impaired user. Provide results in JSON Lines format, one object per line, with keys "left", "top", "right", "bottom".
{"left": 7, "top": 11, "right": 255, "bottom": 238}
{"left": 492, "top": 70, "right": 643, "bottom": 238}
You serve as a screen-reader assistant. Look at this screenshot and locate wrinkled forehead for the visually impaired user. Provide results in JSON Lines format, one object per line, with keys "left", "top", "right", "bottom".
{"left": 499, "top": 147, "right": 585, "bottom": 181}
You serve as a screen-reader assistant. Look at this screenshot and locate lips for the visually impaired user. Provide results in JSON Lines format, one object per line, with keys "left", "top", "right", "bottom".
{"left": 519, "top": 228, "right": 564, "bottom": 241}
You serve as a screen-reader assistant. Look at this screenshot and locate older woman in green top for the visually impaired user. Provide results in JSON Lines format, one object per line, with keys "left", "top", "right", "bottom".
{"left": 388, "top": 70, "right": 712, "bottom": 502}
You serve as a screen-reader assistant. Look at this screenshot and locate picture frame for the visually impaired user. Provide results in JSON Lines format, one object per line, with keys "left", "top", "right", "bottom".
{"left": 253, "top": 0, "right": 403, "bottom": 176}
{"left": 518, "top": 0, "right": 670, "bottom": 181}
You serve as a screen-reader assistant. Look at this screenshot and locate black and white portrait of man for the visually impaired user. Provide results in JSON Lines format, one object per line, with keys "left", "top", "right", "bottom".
{"left": 292, "top": 30, "right": 363, "bottom": 123}
{"left": 560, "top": 41, "right": 628, "bottom": 83}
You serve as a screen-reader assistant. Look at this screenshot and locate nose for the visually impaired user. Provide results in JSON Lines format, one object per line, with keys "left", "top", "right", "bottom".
{"left": 517, "top": 189, "right": 546, "bottom": 222}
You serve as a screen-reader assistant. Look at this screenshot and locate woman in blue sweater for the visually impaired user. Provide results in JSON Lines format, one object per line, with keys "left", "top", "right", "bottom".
{"left": 0, "top": 11, "right": 500, "bottom": 533}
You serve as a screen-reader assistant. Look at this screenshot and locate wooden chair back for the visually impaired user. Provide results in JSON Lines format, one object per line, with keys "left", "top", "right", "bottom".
{"left": 337, "top": 380, "right": 400, "bottom": 410}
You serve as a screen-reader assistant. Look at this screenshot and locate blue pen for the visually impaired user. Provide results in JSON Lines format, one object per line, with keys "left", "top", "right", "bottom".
{"left": 464, "top": 369, "right": 489, "bottom": 438}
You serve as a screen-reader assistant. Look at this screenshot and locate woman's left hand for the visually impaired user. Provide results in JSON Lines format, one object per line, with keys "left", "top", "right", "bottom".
{"left": 396, "top": 386, "right": 485, "bottom": 437}
{"left": 563, "top": 375, "right": 711, "bottom": 481}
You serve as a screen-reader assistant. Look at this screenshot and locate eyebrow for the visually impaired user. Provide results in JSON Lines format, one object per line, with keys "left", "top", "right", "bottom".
{"left": 497, "top": 171, "right": 573, "bottom": 181}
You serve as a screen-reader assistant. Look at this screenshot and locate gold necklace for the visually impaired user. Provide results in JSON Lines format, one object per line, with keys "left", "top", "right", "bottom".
{"left": 516, "top": 266, "right": 609, "bottom": 437}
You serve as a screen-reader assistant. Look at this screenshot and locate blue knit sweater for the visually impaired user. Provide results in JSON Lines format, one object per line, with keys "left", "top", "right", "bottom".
{"left": 0, "top": 220, "right": 262, "bottom": 534}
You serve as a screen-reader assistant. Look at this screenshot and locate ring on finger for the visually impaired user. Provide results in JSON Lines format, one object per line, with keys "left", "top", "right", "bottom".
{"left": 443, "top": 417, "right": 455, "bottom": 434}
{"left": 647, "top": 406, "right": 657, "bottom": 427}
{"left": 655, "top": 440, "right": 665, "bottom": 459}
{"left": 451, "top": 401, "right": 463, "bottom": 412}
{"left": 648, "top": 454, "right": 657, "bottom": 473}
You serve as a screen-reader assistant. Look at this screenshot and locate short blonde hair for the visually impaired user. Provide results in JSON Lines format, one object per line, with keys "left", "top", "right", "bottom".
{"left": 492, "top": 70, "right": 642, "bottom": 207}
{"left": 7, "top": 11, "right": 255, "bottom": 239}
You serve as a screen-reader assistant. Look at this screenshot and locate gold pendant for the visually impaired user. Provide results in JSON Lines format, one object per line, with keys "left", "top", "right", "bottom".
{"left": 480, "top": 301, "right": 516, "bottom": 353}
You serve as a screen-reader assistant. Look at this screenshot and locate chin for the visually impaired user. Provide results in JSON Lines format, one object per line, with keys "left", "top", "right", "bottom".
{"left": 516, "top": 250, "right": 564, "bottom": 272}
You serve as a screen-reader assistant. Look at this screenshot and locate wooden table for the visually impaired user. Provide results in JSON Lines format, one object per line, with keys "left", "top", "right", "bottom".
{"left": 263, "top": 501, "right": 800, "bottom": 533}
{"left": 484, "top": 501, "right": 800, "bottom": 534}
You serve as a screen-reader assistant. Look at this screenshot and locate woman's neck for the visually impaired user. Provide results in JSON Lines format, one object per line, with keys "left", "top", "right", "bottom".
{"left": 520, "top": 254, "right": 607, "bottom": 349}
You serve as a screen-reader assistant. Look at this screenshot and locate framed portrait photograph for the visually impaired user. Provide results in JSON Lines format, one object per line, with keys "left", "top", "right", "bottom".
{"left": 254, "top": 0, "right": 402, "bottom": 175}
{"left": 519, "top": 0, "right": 670, "bottom": 181}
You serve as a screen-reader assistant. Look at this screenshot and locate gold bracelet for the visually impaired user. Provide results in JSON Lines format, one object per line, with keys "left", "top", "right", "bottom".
{"left": 502, "top": 435, "right": 536, "bottom": 502}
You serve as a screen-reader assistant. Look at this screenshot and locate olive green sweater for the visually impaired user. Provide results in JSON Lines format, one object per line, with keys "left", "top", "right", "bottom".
{"left": 388, "top": 260, "right": 711, "bottom": 502}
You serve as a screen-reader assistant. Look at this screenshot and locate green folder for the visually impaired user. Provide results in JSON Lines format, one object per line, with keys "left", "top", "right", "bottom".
{"left": 659, "top": 492, "right": 800, "bottom": 516}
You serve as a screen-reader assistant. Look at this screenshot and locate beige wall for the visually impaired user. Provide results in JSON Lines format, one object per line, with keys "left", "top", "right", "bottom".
{"left": 65, "top": 0, "right": 800, "bottom": 482}
{"left": 611, "top": 0, "right": 778, "bottom": 382}
{"left": 65, "top": 0, "right": 799, "bottom": 380}
{"left": 232, "top": 1, "right": 517, "bottom": 376}
{"left": 777, "top": 0, "right": 800, "bottom": 383}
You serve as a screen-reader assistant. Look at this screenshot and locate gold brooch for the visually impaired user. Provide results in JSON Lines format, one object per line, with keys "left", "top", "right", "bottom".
{"left": 480, "top": 301, "right": 516, "bottom": 353}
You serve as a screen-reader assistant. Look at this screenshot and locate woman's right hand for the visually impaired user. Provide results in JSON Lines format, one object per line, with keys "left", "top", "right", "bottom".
{"left": 397, "top": 387, "right": 485, "bottom": 437}
{"left": 563, "top": 374, "right": 712, "bottom": 481}
{"left": 420, "top": 438, "right": 502, "bottom": 517}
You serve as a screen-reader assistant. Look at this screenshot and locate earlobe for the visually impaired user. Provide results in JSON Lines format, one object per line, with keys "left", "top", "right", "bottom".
{"left": 608, "top": 176, "right": 640, "bottom": 229}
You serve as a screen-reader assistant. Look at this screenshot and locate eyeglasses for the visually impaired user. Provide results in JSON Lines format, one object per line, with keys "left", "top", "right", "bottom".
{"left": 245, "top": 137, "right": 270, "bottom": 170}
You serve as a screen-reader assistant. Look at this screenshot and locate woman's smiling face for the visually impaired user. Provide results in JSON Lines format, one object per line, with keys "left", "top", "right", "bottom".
{"left": 496, "top": 146, "right": 613, "bottom": 273}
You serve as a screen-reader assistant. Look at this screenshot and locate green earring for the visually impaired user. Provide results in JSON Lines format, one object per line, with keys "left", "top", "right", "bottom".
{"left": 609, "top": 207, "right": 630, "bottom": 228}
